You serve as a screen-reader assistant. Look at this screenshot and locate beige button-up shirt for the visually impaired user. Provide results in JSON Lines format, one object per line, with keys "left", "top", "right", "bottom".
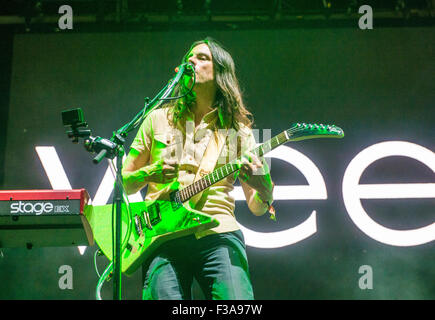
{"left": 130, "top": 106, "right": 256, "bottom": 238}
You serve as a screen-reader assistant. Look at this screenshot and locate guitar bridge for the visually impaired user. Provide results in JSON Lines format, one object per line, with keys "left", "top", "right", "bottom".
{"left": 134, "top": 214, "right": 144, "bottom": 237}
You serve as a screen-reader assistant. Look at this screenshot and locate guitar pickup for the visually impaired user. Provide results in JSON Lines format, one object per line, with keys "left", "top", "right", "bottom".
{"left": 141, "top": 202, "right": 162, "bottom": 230}
{"left": 169, "top": 191, "right": 183, "bottom": 210}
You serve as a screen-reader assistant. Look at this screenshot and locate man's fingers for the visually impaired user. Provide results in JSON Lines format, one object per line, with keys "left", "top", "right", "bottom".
{"left": 253, "top": 156, "right": 262, "bottom": 168}
{"left": 240, "top": 163, "right": 254, "bottom": 177}
{"left": 164, "top": 174, "right": 177, "bottom": 181}
{"left": 242, "top": 153, "right": 263, "bottom": 168}
{"left": 164, "top": 159, "right": 178, "bottom": 166}
{"left": 162, "top": 176, "right": 176, "bottom": 183}
{"left": 248, "top": 152, "right": 262, "bottom": 168}
{"left": 162, "top": 164, "right": 177, "bottom": 172}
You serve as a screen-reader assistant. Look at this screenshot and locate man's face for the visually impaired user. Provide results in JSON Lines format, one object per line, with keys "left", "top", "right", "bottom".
{"left": 186, "top": 43, "right": 214, "bottom": 85}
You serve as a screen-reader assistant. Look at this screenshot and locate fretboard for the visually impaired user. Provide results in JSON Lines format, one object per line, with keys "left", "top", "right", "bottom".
{"left": 176, "top": 131, "right": 288, "bottom": 203}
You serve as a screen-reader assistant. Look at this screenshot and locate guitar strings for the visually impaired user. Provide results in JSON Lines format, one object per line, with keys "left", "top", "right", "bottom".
{"left": 177, "top": 131, "right": 287, "bottom": 202}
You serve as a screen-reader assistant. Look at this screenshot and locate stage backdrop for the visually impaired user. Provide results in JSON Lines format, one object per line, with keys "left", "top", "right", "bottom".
{"left": 1, "top": 26, "right": 434, "bottom": 299}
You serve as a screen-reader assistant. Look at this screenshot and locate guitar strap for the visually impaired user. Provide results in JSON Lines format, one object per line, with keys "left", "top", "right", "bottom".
{"left": 188, "top": 128, "right": 226, "bottom": 207}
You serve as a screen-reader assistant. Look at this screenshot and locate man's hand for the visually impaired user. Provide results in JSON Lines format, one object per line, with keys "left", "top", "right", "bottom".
{"left": 238, "top": 151, "right": 274, "bottom": 216}
{"left": 239, "top": 152, "right": 266, "bottom": 187}
{"left": 144, "top": 159, "right": 179, "bottom": 184}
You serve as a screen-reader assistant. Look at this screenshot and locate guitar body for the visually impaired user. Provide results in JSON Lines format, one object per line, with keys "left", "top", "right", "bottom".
{"left": 85, "top": 199, "right": 219, "bottom": 276}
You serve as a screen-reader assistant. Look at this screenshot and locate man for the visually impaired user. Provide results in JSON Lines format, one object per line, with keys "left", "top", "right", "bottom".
{"left": 122, "top": 38, "right": 274, "bottom": 300}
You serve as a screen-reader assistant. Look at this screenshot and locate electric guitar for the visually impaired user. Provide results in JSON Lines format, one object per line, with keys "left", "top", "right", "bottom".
{"left": 85, "top": 123, "right": 344, "bottom": 275}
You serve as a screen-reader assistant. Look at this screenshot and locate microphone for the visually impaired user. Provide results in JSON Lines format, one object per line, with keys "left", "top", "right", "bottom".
{"left": 174, "top": 62, "right": 195, "bottom": 75}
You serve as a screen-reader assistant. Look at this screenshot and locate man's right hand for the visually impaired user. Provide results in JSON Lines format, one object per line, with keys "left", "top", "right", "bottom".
{"left": 144, "top": 159, "right": 179, "bottom": 184}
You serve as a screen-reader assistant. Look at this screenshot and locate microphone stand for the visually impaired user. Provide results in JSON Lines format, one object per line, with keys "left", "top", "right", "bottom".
{"left": 66, "top": 62, "right": 192, "bottom": 300}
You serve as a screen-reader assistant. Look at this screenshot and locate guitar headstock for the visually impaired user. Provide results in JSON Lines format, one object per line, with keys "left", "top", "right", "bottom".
{"left": 285, "top": 123, "right": 344, "bottom": 141}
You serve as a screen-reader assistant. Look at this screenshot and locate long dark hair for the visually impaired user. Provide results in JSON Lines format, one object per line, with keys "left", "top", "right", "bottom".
{"left": 168, "top": 37, "right": 253, "bottom": 130}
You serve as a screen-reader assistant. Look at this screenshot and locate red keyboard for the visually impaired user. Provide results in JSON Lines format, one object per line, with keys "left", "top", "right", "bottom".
{"left": 0, "top": 189, "right": 93, "bottom": 248}
{"left": 0, "top": 189, "right": 90, "bottom": 216}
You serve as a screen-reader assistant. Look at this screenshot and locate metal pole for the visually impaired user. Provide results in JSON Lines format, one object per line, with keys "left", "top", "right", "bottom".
{"left": 112, "top": 150, "right": 124, "bottom": 300}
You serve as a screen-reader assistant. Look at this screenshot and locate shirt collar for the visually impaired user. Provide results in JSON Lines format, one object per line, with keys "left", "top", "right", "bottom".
{"left": 184, "top": 107, "right": 218, "bottom": 128}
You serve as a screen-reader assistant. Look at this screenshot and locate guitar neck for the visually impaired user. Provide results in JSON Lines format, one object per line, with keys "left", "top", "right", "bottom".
{"left": 176, "top": 131, "right": 288, "bottom": 203}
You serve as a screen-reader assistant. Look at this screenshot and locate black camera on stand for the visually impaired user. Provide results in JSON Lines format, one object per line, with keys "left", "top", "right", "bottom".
{"left": 62, "top": 108, "right": 125, "bottom": 164}
{"left": 62, "top": 108, "right": 91, "bottom": 143}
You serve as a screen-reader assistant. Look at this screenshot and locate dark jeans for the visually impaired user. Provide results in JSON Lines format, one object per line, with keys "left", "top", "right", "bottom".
{"left": 142, "top": 230, "right": 254, "bottom": 300}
